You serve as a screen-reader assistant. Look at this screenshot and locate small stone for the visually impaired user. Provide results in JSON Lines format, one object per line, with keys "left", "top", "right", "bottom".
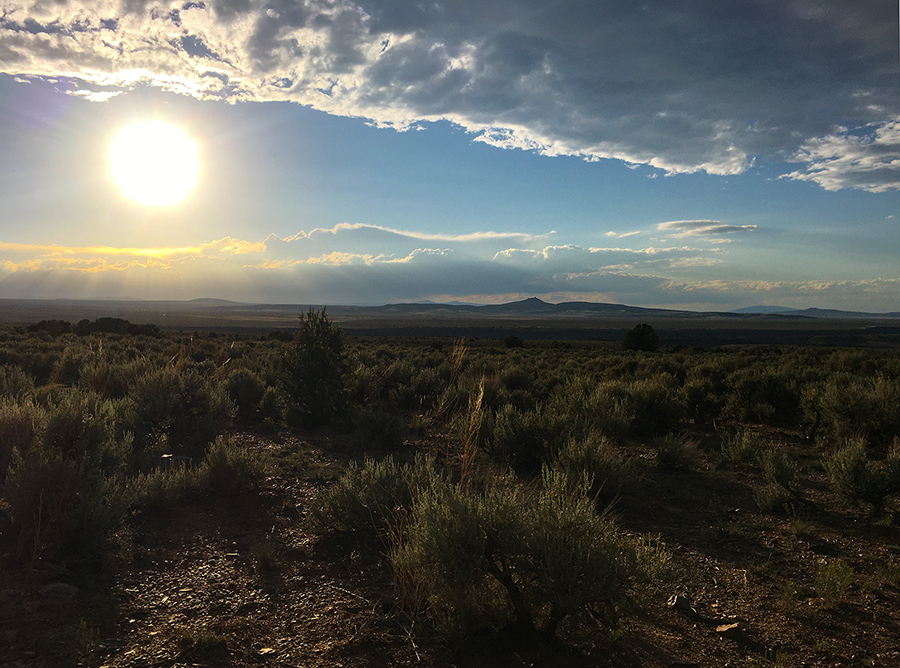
{"left": 39, "top": 583, "right": 79, "bottom": 599}
{"left": 716, "top": 622, "right": 742, "bottom": 639}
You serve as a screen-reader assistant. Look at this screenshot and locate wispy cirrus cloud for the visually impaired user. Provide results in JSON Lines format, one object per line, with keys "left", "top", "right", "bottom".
{"left": 656, "top": 221, "right": 757, "bottom": 238}
{"left": 1, "top": 1, "right": 897, "bottom": 188}
{"left": 492, "top": 244, "right": 724, "bottom": 272}
{"left": 265, "top": 223, "right": 550, "bottom": 261}
{"left": 0, "top": 238, "right": 265, "bottom": 259}
{"left": 281, "top": 223, "right": 545, "bottom": 245}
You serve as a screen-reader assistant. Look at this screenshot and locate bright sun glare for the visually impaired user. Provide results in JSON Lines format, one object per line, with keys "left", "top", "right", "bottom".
{"left": 110, "top": 121, "right": 199, "bottom": 206}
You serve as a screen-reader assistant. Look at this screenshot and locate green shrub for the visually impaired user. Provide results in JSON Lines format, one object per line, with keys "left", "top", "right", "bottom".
{"left": 307, "top": 455, "right": 441, "bottom": 534}
{"left": 50, "top": 345, "right": 88, "bottom": 386}
{"left": 410, "top": 366, "right": 444, "bottom": 409}
{"left": 760, "top": 447, "right": 798, "bottom": 492}
{"left": 437, "top": 383, "right": 469, "bottom": 416}
{"left": 196, "top": 435, "right": 266, "bottom": 494}
{"left": 808, "top": 373, "right": 900, "bottom": 447}
{"left": 0, "top": 399, "right": 47, "bottom": 482}
{"left": 721, "top": 429, "right": 766, "bottom": 466}
{"left": 483, "top": 404, "right": 553, "bottom": 473}
{"left": 224, "top": 368, "right": 266, "bottom": 418}
{"left": 723, "top": 368, "right": 800, "bottom": 426}
{"left": 815, "top": 558, "right": 854, "bottom": 608}
{"left": 128, "top": 463, "right": 198, "bottom": 512}
{"left": 279, "top": 308, "right": 349, "bottom": 428}
{"left": 354, "top": 404, "right": 406, "bottom": 450}
{"left": 500, "top": 366, "right": 531, "bottom": 392}
{"left": 126, "top": 436, "right": 265, "bottom": 509}
{"left": 753, "top": 482, "right": 791, "bottom": 514}
{"left": 552, "top": 433, "right": 633, "bottom": 504}
{"left": 176, "top": 627, "right": 230, "bottom": 664}
{"left": 754, "top": 446, "right": 800, "bottom": 514}
{"left": 628, "top": 374, "right": 684, "bottom": 436}
{"left": 42, "top": 390, "right": 123, "bottom": 472}
{"left": 547, "top": 378, "right": 632, "bottom": 442}
{"left": 678, "top": 376, "right": 721, "bottom": 425}
{"left": 875, "top": 559, "right": 900, "bottom": 589}
{"left": 79, "top": 359, "right": 143, "bottom": 399}
{"left": 503, "top": 335, "right": 525, "bottom": 349}
{"left": 391, "top": 467, "right": 670, "bottom": 640}
{"left": 0, "top": 365, "right": 35, "bottom": 402}
{"left": 652, "top": 433, "right": 695, "bottom": 472}
{"left": 822, "top": 437, "right": 900, "bottom": 515}
{"left": 2, "top": 445, "right": 125, "bottom": 561}
{"left": 2, "top": 445, "right": 81, "bottom": 560}
{"left": 121, "top": 366, "right": 234, "bottom": 463}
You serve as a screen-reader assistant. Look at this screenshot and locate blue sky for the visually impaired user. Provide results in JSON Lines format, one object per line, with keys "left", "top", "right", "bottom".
{"left": 0, "top": 0, "right": 898, "bottom": 310}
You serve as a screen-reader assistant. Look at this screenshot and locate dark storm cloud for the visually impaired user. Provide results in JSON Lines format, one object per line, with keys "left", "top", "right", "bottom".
{"left": 1, "top": 0, "right": 898, "bottom": 188}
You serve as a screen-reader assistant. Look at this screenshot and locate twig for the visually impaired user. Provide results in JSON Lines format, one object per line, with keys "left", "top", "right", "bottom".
{"left": 406, "top": 625, "right": 421, "bottom": 662}
{"left": 325, "top": 582, "right": 372, "bottom": 603}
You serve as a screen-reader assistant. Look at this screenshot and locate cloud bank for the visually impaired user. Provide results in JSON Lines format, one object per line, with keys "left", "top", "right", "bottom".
{"left": 2, "top": 222, "right": 899, "bottom": 312}
{"left": 2, "top": 0, "right": 898, "bottom": 190}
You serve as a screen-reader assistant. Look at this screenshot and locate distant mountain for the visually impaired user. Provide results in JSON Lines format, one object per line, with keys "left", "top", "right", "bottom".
{"left": 401, "top": 299, "right": 484, "bottom": 306}
{"left": 733, "top": 305, "right": 900, "bottom": 319}
{"left": 733, "top": 305, "right": 800, "bottom": 314}
{"left": 790, "top": 307, "right": 900, "bottom": 319}
{"left": 3, "top": 297, "right": 898, "bottom": 328}
{"left": 181, "top": 298, "right": 247, "bottom": 307}
{"left": 337, "top": 299, "right": 900, "bottom": 320}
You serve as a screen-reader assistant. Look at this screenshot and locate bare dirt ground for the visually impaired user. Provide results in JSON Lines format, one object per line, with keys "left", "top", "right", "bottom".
{"left": 2, "top": 426, "right": 899, "bottom": 668}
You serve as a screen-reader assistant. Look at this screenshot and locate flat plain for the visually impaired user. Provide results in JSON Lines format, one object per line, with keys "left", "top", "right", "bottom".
{"left": 1, "top": 302, "right": 899, "bottom": 667}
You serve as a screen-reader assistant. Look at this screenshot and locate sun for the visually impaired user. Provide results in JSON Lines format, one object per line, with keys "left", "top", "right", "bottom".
{"left": 110, "top": 121, "right": 199, "bottom": 206}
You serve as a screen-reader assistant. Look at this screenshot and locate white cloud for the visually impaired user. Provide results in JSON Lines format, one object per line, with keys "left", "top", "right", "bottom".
{"left": 1, "top": 1, "right": 897, "bottom": 187}
{"left": 782, "top": 119, "right": 900, "bottom": 192}
{"left": 657, "top": 220, "right": 757, "bottom": 238}
{"left": 264, "top": 223, "right": 548, "bottom": 261}
{"left": 2, "top": 229, "right": 899, "bottom": 311}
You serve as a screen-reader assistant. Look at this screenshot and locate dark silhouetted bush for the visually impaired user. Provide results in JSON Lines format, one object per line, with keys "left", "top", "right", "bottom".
{"left": 279, "top": 308, "right": 349, "bottom": 428}
{"left": 622, "top": 324, "right": 659, "bottom": 352}
{"left": 26, "top": 320, "right": 72, "bottom": 336}
{"left": 503, "top": 335, "right": 525, "bottom": 349}
{"left": 225, "top": 368, "right": 266, "bottom": 418}
{"left": 355, "top": 404, "right": 406, "bottom": 450}
{"left": 43, "top": 390, "right": 123, "bottom": 472}
{"left": 122, "top": 366, "right": 234, "bottom": 463}
{"left": 2, "top": 444, "right": 126, "bottom": 561}
{"left": 483, "top": 404, "right": 552, "bottom": 473}
{"left": 0, "top": 398, "right": 47, "bottom": 482}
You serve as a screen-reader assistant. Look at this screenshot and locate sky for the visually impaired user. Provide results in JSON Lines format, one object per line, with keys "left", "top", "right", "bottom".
{"left": 0, "top": 0, "right": 898, "bottom": 311}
